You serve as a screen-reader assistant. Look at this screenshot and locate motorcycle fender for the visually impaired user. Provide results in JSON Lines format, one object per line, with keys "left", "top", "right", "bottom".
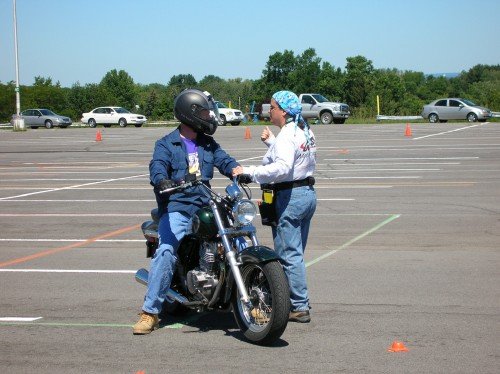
{"left": 237, "top": 245, "right": 280, "bottom": 264}
{"left": 223, "top": 245, "right": 281, "bottom": 304}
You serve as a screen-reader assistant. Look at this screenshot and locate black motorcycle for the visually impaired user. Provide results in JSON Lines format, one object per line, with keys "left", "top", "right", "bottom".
{"left": 135, "top": 176, "right": 290, "bottom": 345}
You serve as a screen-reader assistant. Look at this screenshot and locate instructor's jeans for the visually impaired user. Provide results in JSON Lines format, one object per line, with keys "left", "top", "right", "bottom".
{"left": 143, "top": 211, "right": 191, "bottom": 314}
{"left": 272, "top": 185, "right": 316, "bottom": 312}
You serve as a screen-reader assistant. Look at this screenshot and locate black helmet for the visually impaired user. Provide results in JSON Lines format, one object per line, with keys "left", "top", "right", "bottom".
{"left": 174, "top": 89, "right": 220, "bottom": 135}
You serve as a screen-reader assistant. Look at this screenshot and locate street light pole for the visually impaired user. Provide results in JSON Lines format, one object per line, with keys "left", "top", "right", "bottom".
{"left": 12, "top": 0, "right": 25, "bottom": 131}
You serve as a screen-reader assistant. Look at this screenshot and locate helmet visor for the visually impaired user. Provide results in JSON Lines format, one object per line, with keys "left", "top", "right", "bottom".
{"left": 204, "top": 91, "right": 221, "bottom": 125}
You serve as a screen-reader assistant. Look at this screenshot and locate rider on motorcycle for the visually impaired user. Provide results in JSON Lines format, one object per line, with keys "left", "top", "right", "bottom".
{"left": 133, "top": 89, "right": 242, "bottom": 335}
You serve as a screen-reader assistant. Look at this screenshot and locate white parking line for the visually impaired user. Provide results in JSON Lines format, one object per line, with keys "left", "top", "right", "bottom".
{"left": 0, "top": 239, "right": 143, "bottom": 242}
{"left": 0, "top": 269, "right": 135, "bottom": 274}
{"left": 0, "top": 214, "right": 150, "bottom": 217}
{"left": 0, "top": 317, "right": 43, "bottom": 322}
{"left": 324, "top": 157, "right": 478, "bottom": 161}
{"left": 0, "top": 199, "right": 155, "bottom": 202}
{"left": 413, "top": 124, "right": 483, "bottom": 140}
{"left": 0, "top": 174, "right": 148, "bottom": 201}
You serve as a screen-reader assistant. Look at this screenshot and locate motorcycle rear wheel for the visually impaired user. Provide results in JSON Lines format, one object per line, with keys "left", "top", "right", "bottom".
{"left": 231, "top": 260, "right": 290, "bottom": 346}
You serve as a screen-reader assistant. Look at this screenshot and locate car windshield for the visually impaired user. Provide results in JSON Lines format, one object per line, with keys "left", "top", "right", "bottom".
{"left": 39, "top": 109, "right": 56, "bottom": 116}
{"left": 461, "top": 99, "right": 477, "bottom": 106}
{"left": 312, "top": 94, "right": 329, "bottom": 103}
{"left": 216, "top": 102, "right": 227, "bottom": 109}
{"left": 114, "top": 107, "right": 130, "bottom": 113}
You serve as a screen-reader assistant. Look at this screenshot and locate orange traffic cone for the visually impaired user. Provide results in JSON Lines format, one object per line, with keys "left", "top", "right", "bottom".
{"left": 244, "top": 127, "right": 251, "bottom": 140}
{"left": 387, "top": 341, "right": 409, "bottom": 352}
{"left": 405, "top": 123, "right": 412, "bottom": 137}
{"left": 96, "top": 130, "right": 102, "bottom": 142}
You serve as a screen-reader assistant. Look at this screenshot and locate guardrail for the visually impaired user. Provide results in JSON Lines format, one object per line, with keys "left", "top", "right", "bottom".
{"left": 492, "top": 112, "right": 500, "bottom": 118}
{"left": 376, "top": 115, "right": 424, "bottom": 121}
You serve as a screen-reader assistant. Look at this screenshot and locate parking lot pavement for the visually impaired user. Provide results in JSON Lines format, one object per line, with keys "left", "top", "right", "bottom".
{"left": 0, "top": 123, "right": 499, "bottom": 373}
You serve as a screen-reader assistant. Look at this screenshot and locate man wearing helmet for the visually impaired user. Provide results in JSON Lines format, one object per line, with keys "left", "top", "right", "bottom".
{"left": 133, "top": 89, "right": 241, "bottom": 335}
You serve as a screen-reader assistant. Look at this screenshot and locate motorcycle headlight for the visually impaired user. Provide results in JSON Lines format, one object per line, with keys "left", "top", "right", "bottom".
{"left": 232, "top": 199, "right": 257, "bottom": 226}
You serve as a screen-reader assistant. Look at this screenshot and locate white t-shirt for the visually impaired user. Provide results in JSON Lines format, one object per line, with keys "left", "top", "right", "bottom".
{"left": 244, "top": 122, "right": 317, "bottom": 184}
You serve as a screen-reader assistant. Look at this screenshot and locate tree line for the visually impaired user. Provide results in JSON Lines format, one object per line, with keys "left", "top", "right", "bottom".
{"left": 1, "top": 48, "right": 498, "bottom": 122}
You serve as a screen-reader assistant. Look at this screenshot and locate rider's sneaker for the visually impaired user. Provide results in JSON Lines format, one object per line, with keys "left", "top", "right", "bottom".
{"left": 251, "top": 308, "right": 270, "bottom": 324}
{"left": 289, "top": 310, "right": 311, "bottom": 323}
{"left": 133, "top": 311, "right": 159, "bottom": 335}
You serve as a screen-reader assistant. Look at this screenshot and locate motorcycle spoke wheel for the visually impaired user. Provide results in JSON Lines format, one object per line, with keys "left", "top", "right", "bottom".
{"left": 232, "top": 261, "right": 290, "bottom": 345}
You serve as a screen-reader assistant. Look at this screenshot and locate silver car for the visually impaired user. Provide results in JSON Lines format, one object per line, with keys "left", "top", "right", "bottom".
{"left": 421, "top": 98, "right": 492, "bottom": 123}
{"left": 13, "top": 109, "right": 72, "bottom": 129}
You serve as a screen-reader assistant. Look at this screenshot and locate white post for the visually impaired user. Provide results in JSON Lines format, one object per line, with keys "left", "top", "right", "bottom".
{"left": 12, "top": 0, "right": 25, "bottom": 131}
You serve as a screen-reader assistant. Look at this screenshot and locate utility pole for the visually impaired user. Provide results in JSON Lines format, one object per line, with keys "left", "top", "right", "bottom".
{"left": 12, "top": 0, "right": 25, "bottom": 131}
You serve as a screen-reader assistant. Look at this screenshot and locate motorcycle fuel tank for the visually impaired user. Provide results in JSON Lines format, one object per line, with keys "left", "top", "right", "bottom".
{"left": 192, "top": 206, "right": 218, "bottom": 239}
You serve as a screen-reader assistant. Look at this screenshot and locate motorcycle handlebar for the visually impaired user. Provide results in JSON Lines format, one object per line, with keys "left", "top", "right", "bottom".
{"left": 158, "top": 174, "right": 249, "bottom": 196}
{"left": 158, "top": 180, "right": 197, "bottom": 195}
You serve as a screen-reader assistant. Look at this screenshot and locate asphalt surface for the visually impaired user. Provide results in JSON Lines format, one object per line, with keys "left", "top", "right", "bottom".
{"left": 0, "top": 122, "right": 499, "bottom": 373}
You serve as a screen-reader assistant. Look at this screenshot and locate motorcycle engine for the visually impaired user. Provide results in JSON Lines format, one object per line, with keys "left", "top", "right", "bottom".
{"left": 186, "top": 242, "right": 220, "bottom": 299}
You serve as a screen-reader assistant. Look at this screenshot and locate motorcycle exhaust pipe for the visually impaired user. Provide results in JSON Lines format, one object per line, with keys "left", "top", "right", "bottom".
{"left": 135, "top": 268, "right": 149, "bottom": 286}
{"left": 135, "top": 268, "right": 189, "bottom": 305}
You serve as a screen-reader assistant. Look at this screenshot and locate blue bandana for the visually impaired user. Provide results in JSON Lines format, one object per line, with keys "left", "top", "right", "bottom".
{"left": 272, "top": 90, "right": 312, "bottom": 147}
{"left": 272, "top": 91, "right": 302, "bottom": 117}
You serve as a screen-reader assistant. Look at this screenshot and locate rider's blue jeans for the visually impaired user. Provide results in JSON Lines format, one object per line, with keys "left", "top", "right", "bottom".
{"left": 272, "top": 185, "right": 316, "bottom": 312}
{"left": 142, "top": 211, "right": 191, "bottom": 314}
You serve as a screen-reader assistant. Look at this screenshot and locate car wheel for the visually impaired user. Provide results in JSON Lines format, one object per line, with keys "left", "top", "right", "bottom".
{"left": 467, "top": 113, "right": 478, "bottom": 122}
{"left": 320, "top": 112, "right": 333, "bottom": 124}
{"left": 134, "top": 124, "right": 143, "bottom": 128}
{"left": 118, "top": 118, "right": 127, "bottom": 127}
{"left": 219, "top": 114, "right": 227, "bottom": 126}
{"left": 45, "top": 120, "right": 53, "bottom": 129}
{"left": 88, "top": 119, "right": 97, "bottom": 128}
{"left": 428, "top": 113, "right": 439, "bottom": 123}
{"left": 230, "top": 122, "right": 240, "bottom": 126}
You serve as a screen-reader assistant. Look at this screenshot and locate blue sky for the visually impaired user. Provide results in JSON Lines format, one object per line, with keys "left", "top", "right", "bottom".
{"left": 1, "top": 0, "right": 499, "bottom": 87}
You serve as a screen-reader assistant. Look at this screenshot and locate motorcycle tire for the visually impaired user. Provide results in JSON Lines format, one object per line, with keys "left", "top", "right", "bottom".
{"left": 231, "top": 260, "right": 290, "bottom": 346}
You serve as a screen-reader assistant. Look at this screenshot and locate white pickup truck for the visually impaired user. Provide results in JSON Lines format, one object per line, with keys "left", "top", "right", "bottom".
{"left": 260, "top": 93, "right": 350, "bottom": 124}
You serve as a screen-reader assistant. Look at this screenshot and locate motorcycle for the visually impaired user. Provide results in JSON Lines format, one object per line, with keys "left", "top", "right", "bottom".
{"left": 135, "top": 176, "right": 290, "bottom": 345}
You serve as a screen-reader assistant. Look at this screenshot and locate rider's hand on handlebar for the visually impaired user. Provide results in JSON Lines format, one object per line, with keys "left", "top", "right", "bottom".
{"left": 237, "top": 174, "right": 253, "bottom": 184}
{"left": 156, "top": 179, "right": 177, "bottom": 191}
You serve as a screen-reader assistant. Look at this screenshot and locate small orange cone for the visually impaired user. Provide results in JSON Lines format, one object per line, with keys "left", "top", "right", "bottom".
{"left": 244, "top": 127, "right": 251, "bottom": 140}
{"left": 405, "top": 123, "right": 412, "bottom": 137}
{"left": 96, "top": 130, "right": 102, "bottom": 142}
{"left": 387, "top": 341, "right": 409, "bottom": 352}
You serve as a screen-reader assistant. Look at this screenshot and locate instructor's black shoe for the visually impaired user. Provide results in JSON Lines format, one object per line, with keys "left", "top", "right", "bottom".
{"left": 289, "top": 310, "right": 310, "bottom": 323}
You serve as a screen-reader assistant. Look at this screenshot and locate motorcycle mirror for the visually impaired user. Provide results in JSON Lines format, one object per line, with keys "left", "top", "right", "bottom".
{"left": 226, "top": 179, "right": 242, "bottom": 200}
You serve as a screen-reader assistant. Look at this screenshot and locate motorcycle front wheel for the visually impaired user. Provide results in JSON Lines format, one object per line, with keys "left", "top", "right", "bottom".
{"left": 231, "top": 260, "right": 290, "bottom": 346}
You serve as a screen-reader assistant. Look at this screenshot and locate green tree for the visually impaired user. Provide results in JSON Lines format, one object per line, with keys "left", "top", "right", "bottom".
{"left": 0, "top": 81, "right": 16, "bottom": 121}
{"left": 168, "top": 74, "right": 197, "bottom": 89}
{"left": 257, "top": 49, "right": 297, "bottom": 99}
{"left": 100, "top": 69, "right": 137, "bottom": 109}
{"left": 344, "top": 55, "right": 374, "bottom": 108}
{"left": 318, "top": 61, "right": 345, "bottom": 102}
{"left": 288, "top": 48, "right": 322, "bottom": 94}
{"left": 371, "top": 69, "right": 406, "bottom": 115}
{"left": 68, "top": 82, "right": 112, "bottom": 121}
